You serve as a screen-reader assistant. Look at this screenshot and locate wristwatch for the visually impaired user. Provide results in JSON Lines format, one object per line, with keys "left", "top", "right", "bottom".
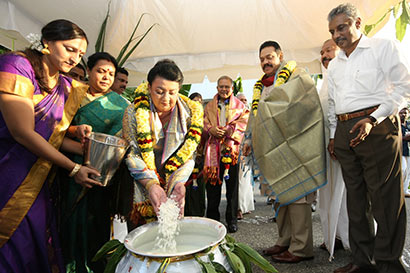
{"left": 368, "top": 116, "right": 378, "bottom": 127}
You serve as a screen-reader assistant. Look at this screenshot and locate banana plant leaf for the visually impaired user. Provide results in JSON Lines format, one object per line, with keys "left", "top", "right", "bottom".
{"left": 117, "top": 22, "right": 157, "bottom": 67}
{"left": 95, "top": 1, "right": 111, "bottom": 52}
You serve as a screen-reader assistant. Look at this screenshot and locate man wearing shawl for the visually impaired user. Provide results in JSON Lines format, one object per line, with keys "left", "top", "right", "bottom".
{"left": 243, "top": 41, "right": 326, "bottom": 263}
{"left": 203, "top": 75, "right": 249, "bottom": 233}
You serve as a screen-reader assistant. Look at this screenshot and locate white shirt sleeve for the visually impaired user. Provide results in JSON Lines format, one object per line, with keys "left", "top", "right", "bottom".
{"left": 327, "top": 74, "right": 337, "bottom": 139}
{"left": 370, "top": 39, "right": 410, "bottom": 122}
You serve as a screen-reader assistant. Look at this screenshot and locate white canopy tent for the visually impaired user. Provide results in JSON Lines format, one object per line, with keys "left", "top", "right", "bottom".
{"left": 0, "top": 0, "right": 399, "bottom": 85}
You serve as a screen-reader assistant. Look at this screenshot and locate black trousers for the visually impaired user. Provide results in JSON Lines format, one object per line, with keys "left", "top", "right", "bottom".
{"left": 206, "top": 161, "right": 239, "bottom": 225}
{"left": 334, "top": 115, "right": 406, "bottom": 273}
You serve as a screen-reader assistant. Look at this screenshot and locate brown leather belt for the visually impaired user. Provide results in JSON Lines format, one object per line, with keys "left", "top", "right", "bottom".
{"left": 337, "top": 106, "right": 378, "bottom": 122}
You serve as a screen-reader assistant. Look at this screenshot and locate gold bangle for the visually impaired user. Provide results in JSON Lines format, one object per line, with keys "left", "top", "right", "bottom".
{"left": 69, "top": 163, "right": 82, "bottom": 177}
{"left": 145, "top": 180, "right": 160, "bottom": 191}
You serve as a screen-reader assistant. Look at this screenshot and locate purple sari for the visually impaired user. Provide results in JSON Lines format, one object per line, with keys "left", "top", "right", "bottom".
{"left": 0, "top": 54, "right": 86, "bottom": 273}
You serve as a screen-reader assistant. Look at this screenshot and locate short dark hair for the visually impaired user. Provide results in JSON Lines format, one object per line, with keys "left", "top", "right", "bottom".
{"left": 87, "top": 52, "right": 118, "bottom": 71}
{"left": 147, "top": 59, "right": 184, "bottom": 86}
{"left": 189, "top": 92, "right": 202, "bottom": 100}
{"left": 259, "top": 41, "right": 281, "bottom": 55}
{"left": 116, "top": 67, "right": 128, "bottom": 76}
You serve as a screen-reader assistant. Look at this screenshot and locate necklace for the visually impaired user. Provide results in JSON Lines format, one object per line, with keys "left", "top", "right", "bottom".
{"left": 251, "top": 61, "right": 296, "bottom": 116}
{"left": 133, "top": 83, "right": 203, "bottom": 185}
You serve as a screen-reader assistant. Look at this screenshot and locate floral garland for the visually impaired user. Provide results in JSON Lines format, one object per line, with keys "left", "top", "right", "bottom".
{"left": 133, "top": 82, "right": 203, "bottom": 186}
{"left": 251, "top": 61, "right": 297, "bottom": 116}
{"left": 221, "top": 147, "right": 232, "bottom": 180}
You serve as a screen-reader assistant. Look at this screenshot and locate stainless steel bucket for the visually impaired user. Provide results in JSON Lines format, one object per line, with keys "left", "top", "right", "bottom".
{"left": 83, "top": 132, "right": 129, "bottom": 186}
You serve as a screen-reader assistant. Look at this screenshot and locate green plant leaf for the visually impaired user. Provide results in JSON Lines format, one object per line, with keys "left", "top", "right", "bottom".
{"left": 393, "top": 2, "right": 401, "bottom": 18}
{"left": 92, "top": 239, "right": 121, "bottom": 262}
{"left": 233, "top": 247, "right": 252, "bottom": 273}
{"left": 195, "top": 256, "right": 218, "bottom": 273}
{"left": 116, "top": 13, "right": 147, "bottom": 63}
{"left": 103, "top": 244, "right": 127, "bottom": 273}
{"left": 118, "top": 23, "right": 157, "bottom": 67}
{"left": 211, "top": 261, "right": 229, "bottom": 273}
{"left": 95, "top": 1, "right": 111, "bottom": 52}
{"left": 363, "top": 7, "right": 391, "bottom": 36}
{"left": 235, "top": 242, "right": 278, "bottom": 273}
{"left": 364, "top": 24, "right": 376, "bottom": 36}
{"left": 395, "top": 0, "right": 410, "bottom": 41}
{"left": 180, "top": 84, "right": 192, "bottom": 96}
{"left": 220, "top": 247, "right": 245, "bottom": 273}
{"left": 225, "top": 234, "right": 236, "bottom": 244}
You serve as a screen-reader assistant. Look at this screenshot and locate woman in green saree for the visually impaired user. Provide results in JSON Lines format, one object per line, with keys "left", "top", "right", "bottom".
{"left": 59, "top": 52, "right": 130, "bottom": 273}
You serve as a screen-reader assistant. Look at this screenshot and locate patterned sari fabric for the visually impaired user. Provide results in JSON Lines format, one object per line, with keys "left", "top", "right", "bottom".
{"left": 123, "top": 97, "right": 196, "bottom": 226}
{"left": 59, "top": 91, "right": 129, "bottom": 273}
{"left": 0, "top": 54, "right": 86, "bottom": 273}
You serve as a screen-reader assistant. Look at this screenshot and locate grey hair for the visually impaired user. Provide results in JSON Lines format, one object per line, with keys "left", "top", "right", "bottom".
{"left": 327, "top": 3, "right": 360, "bottom": 22}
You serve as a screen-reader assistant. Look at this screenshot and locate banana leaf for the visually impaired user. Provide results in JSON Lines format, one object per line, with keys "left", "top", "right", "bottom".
{"left": 235, "top": 242, "right": 278, "bottom": 273}
{"left": 195, "top": 256, "right": 218, "bottom": 273}
{"left": 396, "top": 0, "right": 410, "bottom": 41}
{"left": 116, "top": 13, "right": 148, "bottom": 62}
{"left": 220, "top": 245, "right": 245, "bottom": 273}
{"left": 117, "top": 22, "right": 157, "bottom": 67}
{"left": 95, "top": 1, "right": 111, "bottom": 52}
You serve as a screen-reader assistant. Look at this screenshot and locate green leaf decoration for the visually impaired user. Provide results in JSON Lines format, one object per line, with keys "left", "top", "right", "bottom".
{"left": 235, "top": 242, "right": 278, "bottom": 273}
{"left": 117, "top": 22, "right": 157, "bottom": 67}
{"left": 225, "top": 234, "right": 236, "bottom": 244}
{"left": 180, "top": 84, "right": 192, "bottom": 96}
{"left": 122, "top": 87, "right": 138, "bottom": 102}
{"left": 233, "top": 247, "right": 252, "bottom": 273}
{"left": 103, "top": 244, "right": 127, "bottom": 273}
{"left": 396, "top": 0, "right": 410, "bottom": 41}
{"left": 92, "top": 239, "right": 121, "bottom": 262}
{"left": 394, "top": 2, "right": 401, "bottom": 18}
{"left": 364, "top": 24, "right": 376, "bottom": 36}
{"left": 95, "top": 1, "right": 111, "bottom": 52}
{"left": 221, "top": 247, "right": 246, "bottom": 273}
{"left": 233, "top": 76, "right": 243, "bottom": 96}
{"left": 364, "top": 0, "right": 410, "bottom": 40}
{"left": 195, "top": 256, "right": 218, "bottom": 273}
{"left": 363, "top": 8, "right": 391, "bottom": 36}
{"left": 211, "top": 261, "right": 229, "bottom": 273}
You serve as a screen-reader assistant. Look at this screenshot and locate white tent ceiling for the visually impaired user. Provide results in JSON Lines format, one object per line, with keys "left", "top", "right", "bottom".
{"left": 0, "top": 0, "right": 399, "bottom": 85}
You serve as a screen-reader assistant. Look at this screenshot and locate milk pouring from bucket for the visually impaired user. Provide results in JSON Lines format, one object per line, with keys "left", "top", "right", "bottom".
{"left": 83, "top": 132, "right": 129, "bottom": 186}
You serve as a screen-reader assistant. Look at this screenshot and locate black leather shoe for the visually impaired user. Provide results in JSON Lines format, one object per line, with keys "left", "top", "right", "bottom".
{"left": 228, "top": 224, "right": 238, "bottom": 233}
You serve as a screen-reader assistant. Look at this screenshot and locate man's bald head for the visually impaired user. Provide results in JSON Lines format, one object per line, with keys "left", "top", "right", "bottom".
{"left": 320, "top": 39, "right": 339, "bottom": 69}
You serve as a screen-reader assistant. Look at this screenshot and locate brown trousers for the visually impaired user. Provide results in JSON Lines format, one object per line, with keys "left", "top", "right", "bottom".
{"left": 334, "top": 115, "right": 406, "bottom": 273}
{"left": 276, "top": 203, "right": 313, "bottom": 257}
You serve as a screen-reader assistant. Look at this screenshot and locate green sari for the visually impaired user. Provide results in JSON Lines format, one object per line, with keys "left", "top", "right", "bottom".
{"left": 59, "top": 91, "right": 129, "bottom": 273}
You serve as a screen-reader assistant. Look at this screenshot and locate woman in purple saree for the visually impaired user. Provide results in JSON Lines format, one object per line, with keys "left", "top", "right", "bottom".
{"left": 0, "top": 20, "right": 100, "bottom": 273}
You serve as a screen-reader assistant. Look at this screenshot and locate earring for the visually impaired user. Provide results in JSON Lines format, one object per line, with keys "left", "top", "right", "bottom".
{"left": 41, "top": 44, "right": 50, "bottom": 55}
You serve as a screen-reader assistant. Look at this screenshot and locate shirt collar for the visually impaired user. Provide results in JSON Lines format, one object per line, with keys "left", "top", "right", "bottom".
{"left": 336, "top": 34, "right": 369, "bottom": 60}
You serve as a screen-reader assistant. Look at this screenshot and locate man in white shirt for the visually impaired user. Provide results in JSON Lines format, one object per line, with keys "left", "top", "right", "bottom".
{"left": 327, "top": 3, "right": 410, "bottom": 273}
{"left": 318, "top": 39, "right": 350, "bottom": 260}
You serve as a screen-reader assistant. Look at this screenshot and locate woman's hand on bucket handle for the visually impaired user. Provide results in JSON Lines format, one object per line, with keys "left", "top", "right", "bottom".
{"left": 74, "top": 166, "right": 102, "bottom": 188}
